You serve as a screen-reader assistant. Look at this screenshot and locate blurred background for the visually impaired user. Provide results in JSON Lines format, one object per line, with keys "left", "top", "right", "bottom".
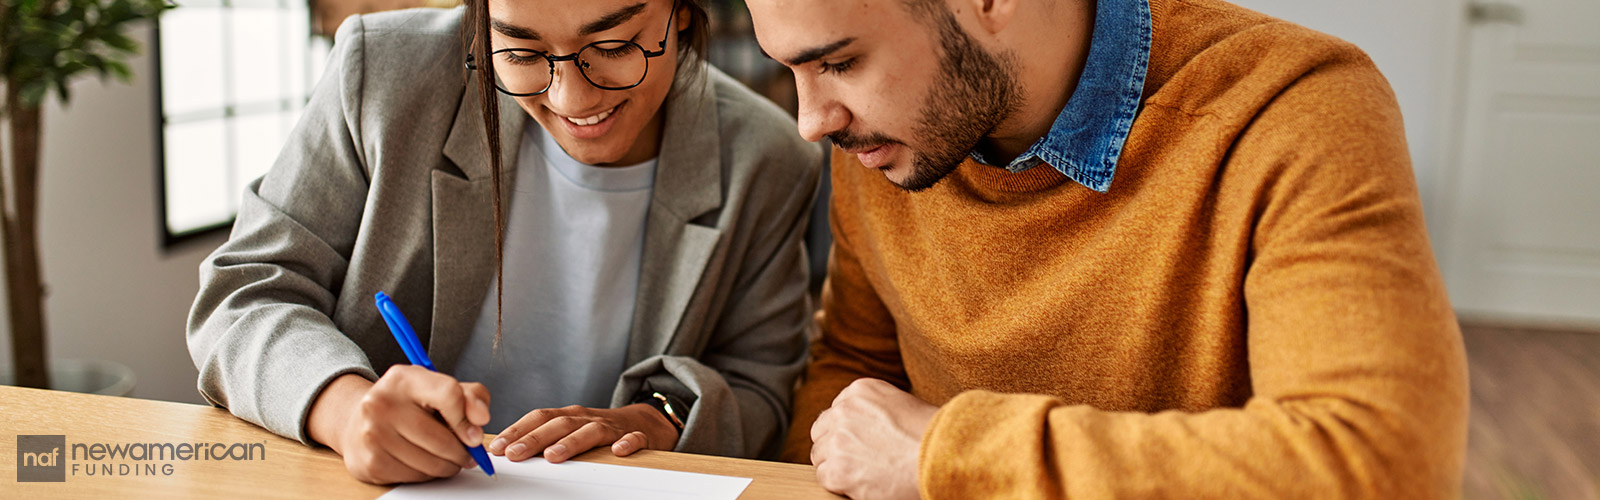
{"left": 0, "top": 0, "right": 1595, "bottom": 498}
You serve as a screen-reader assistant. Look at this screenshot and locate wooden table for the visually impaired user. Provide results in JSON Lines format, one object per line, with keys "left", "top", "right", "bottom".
{"left": 0, "top": 385, "right": 841, "bottom": 499}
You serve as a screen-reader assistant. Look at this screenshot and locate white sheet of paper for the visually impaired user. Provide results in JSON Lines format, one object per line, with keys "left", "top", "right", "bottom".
{"left": 377, "top": 455, "right": 753, "bottom": 500}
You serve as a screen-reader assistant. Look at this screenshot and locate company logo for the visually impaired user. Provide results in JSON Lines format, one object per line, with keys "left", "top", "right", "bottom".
{"left": 17, "top": 435, "right": 66, "bottom": 482}
{"left": 14, "top": 435, "right": 266, "bottom": 482}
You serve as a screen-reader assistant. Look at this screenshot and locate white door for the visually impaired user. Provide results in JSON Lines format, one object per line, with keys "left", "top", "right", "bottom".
{"left": 1438, "top": 0, "right": 1600, "bottom": 327}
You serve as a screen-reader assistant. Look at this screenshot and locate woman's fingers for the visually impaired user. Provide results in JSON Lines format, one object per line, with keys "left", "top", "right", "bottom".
{"left": 611, "top": 431, "right": 649, "bottom": 456}
{"left": 506, "top": 415, "right": 587, "bottom": 461}
{"left": 491, "top": 408, "right": 559, "bottom": 455}
{"left": 399, "top": 367, "right": 482, "bottom": 446}
{"left": 350, "top": 446, "right": 432, "bottom": 484}
{"left": 460, "top": 382, "right": 492, "bottom": 428}
{"left": 380, "top": 424, "right": 467, "bottom": 480}
{"left": 390, "top": 399, "right": 476, "bottom": 468}
{"left": 337, "top": 365, "right": 490, "bottom": 485}
{"left": 491, "top": 405, "right": 668, "bottom": 463}
{"left": 545, "top": 421, "right": 621, "bottom": 463}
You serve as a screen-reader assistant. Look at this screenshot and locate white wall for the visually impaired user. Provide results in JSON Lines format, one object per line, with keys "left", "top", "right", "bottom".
{"left": 1226, "top": 0, "right": 1469, "bottom": 240}
{"left": 0, "top": 23, "right": 225, "bottom": 404}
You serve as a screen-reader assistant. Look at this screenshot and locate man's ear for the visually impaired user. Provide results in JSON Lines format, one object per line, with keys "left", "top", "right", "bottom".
{"left": 965, "top": 0, "right": 1018, "bottom": 35}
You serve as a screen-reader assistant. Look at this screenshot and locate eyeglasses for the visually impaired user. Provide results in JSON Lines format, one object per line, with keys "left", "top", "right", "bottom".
{"left": 466, "top": 0, "right": 679, "bottom": 96}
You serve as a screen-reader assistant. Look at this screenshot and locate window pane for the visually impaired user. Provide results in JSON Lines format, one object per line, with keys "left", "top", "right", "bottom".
{"left": 160, "top": 6, "right": 225, "bottom": 117}
{"left": 165, "top": 120, "right": 231, "bottom": 234}
{"left": 308, "top": 34, "right": 331, "bottom": 92}
{"left": 231, "top": 112, "right": 284, "bottom": 210}
{"left": 160, "top": 0, "right": 321, "bottom": 242}
{"left": 285, "top": 4, "right": 310, "bottom": 100}
{"left": 230, "top": 9, "right": 286, "bottom": 106}
{"left": 283, "top": 100, "right": 304, "bottom": 137}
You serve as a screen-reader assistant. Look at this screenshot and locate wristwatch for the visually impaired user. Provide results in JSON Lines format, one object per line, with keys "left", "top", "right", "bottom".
{"left": 637, "top": 392, "right": 686, "bottom": 434}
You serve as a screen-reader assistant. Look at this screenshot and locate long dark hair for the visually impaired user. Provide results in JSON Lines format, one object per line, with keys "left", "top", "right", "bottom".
{"left": 460, "top": 0, "right": 709, "bottom": 349}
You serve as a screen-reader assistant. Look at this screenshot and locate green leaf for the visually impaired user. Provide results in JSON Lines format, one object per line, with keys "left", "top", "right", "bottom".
{"left": 105, "top": 60, "right": 131, "bottom": 81}
{"left": 5, "top": 0, "right": 168, "bottom": 106}
{"left": 56, "top": 60, "right": 88, "bottom": 76}
{"left": 54, "top": 78, "right": 71, "bottom": 104}
{"left": 19, "top": 79, "right": 48, "bottom": 106}
{"left": 101, "top": 32, "right": 137, "bottom": 53}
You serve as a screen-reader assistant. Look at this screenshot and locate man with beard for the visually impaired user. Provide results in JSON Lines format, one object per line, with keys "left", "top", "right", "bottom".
{"left": 745, "top": 0, "right": 1468, "bottom": 499}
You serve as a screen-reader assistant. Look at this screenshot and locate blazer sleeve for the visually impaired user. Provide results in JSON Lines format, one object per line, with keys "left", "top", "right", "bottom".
{"left": 186, "top": 15, "right": 379, "bottom": 445}
{"left": 618, "top": 135, "right": 824, "bottom": 460}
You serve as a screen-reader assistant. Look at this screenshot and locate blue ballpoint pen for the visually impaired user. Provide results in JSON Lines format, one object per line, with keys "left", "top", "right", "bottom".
{"left": 374, "top": 291, "right": 496, "bottom": 477}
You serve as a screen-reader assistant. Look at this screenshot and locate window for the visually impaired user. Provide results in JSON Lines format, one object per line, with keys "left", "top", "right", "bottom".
{"left": 156, "top": 0, "right": 328, "bottom": 243}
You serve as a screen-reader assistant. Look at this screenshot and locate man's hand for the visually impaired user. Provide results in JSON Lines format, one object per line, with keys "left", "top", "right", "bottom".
{"left": 306, "top": 367, "right": 491, "bottom": 484}
{"left": 811, "top": 378, "right": 937, "bottom": 500}
{"left": 487, "top": 404, "right": 679, "bottom": 463}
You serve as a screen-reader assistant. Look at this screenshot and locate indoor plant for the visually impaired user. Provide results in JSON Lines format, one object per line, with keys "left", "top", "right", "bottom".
{"left": 1, "top": 0, "right": 169, "bottom": 388}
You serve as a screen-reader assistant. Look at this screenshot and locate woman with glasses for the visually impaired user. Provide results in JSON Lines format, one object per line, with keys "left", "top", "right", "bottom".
{"left": 187, "top": 0, "right": 820, "bottom": 484}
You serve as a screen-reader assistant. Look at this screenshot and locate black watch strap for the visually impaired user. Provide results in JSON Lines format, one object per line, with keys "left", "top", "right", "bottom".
{"left": 637, "top": 392, "right": 686, "bottom": 434}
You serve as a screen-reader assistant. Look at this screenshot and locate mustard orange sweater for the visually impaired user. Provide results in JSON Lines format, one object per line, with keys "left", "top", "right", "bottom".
{"left": 781, "top": 0, "right": 1469, "bottom": 498}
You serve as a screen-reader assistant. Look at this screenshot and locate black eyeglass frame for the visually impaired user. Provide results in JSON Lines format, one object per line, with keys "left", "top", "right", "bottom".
{"left": 465, "top": 0, "right": 680, "bottom": 96}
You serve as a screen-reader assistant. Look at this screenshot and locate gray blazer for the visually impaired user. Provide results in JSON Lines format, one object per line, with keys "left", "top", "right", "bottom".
{"left": 186, "top": 8, "right": 821, "bottom": 460}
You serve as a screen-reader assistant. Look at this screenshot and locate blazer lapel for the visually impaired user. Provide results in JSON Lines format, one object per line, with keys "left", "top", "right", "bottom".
{"left": 626, "top": 66, "right": 725, "bottom": 364}
{"left": 430, "top": 84, "right": 526, "bottom": 374}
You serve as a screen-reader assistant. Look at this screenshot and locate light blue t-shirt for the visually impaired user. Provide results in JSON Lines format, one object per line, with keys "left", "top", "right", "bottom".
{"left": 453, "top": 124, "right": 656, "bottom": 433}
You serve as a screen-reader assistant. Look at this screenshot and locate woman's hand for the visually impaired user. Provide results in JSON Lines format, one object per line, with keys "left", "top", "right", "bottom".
{"left": 487, "top": 404, "right": 680, "bottom": 463}
{"left": 306, "top": 367, "right": 491, "bottom": 484}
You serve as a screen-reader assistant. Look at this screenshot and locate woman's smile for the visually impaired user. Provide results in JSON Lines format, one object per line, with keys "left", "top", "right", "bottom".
{"left": 550, "top": 101, "right": 626, "bottom": 140}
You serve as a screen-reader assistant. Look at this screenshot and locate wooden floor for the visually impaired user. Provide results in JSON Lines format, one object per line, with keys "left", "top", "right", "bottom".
{"left": 1462, "top": 323, "right": 1600, "bottom": 500}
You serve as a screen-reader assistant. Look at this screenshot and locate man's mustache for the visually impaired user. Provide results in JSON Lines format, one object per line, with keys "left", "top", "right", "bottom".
{"left": 829, "top": 129, "right": 902, "bottom": 152}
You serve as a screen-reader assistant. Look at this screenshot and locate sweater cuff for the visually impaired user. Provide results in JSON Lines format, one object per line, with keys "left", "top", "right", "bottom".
{"left": 918, "top": 390, "right": 1062, "bottom": 499}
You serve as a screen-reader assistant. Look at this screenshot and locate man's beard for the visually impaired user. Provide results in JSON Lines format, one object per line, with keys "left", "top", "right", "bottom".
{"left": 830, "top": 6, "right": 1023, "bottom": 192}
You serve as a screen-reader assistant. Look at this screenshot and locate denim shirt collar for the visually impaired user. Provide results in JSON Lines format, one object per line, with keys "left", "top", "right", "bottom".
{"left": 968, "top": 0, "right": 1152, "bottom": 193}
